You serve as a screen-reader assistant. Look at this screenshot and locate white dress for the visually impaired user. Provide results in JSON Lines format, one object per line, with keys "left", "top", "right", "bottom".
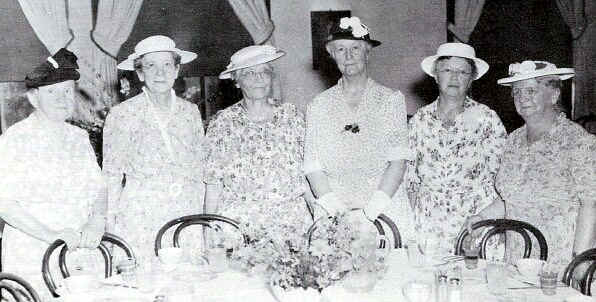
{"left": 0, "top": 112, "right": 105, "bottom": 299}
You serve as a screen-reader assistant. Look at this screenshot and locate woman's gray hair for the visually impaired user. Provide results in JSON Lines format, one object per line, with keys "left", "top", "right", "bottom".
{"left": 133, "top": 51, "right": 182, "bottom": 71}
{"left": 433, "top": 56, "right": 478, "bottom": 79}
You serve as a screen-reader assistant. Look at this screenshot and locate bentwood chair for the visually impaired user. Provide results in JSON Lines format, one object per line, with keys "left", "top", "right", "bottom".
{"left": 154, "top": 214, "right": 249, "bottom": 257}
{"left": 0, "top": 272, "right": 41, "bottom": 302}
{"left": 564, "top": 248, "right": 596, "bottom": 295}
{"left": 454, "top": 219, "right": 548, "bottom": 260}
{"left": 307, "top": 209, "right": 402, "bottom": 249}
{"left": 42, "top": 232, "right": 135, "bottom": 297}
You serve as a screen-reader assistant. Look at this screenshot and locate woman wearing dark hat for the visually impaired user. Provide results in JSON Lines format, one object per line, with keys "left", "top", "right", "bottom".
{"left": 0, "top": 48, "right": 106, "bottom": 297}
{"left": 103, "top": 35, "right": 205, "bottom": 267}
{"left": 204, "top": 45, "right": 312, "bottom": 235}
{"left": 465, "top": 61, "right": 596, "bottom": 275}
{"left": 304, "top": 17, "right": 411, "bottom": 226}
{"left": 407, "top": 42, "right": 507, "bottom": 254}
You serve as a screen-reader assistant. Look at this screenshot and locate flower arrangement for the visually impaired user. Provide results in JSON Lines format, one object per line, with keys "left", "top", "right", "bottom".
{"left": 339, "top": 17, "right": 369, "bottom": 38}
{"left": 230, "top": 214, "right": 386, "bottom": 293}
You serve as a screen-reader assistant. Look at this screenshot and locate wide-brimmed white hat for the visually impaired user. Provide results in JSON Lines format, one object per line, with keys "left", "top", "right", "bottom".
{"left": 117, "top": 35, "right": 197, "bottom": 71}
{"left": 219, "top": 45, "right": 285, "bottom": 79}
{"left": 497, "top": 60, "right": 574, "bottom": 86}
{"left": 421, "top": 42, "right": 489, "bottom": 80}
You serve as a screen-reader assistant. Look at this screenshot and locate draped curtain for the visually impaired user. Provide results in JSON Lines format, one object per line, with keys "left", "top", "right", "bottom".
{"left": 92, "top": 0, "right": 144, "bottom": 107}
{"left": 17, "top": 0, "right": 72, "bottom": 55}
{"left": 447, "top": 0, "right": 486, "bottom": 43}
{"left": 227, "top": 0, "right": 281, "bottom": 100}
{"left": 556, "top": 0, "right": 595, "bottom": 119}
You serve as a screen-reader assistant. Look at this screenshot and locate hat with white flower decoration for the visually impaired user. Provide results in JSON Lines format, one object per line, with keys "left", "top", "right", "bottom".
{"left": 420, "top": 42, "right": 489, "bottom": 80}
{"left": 219, "top": 45, "right": 285, "bottom": 79}
{"left": 327, "top": 16, "right": 381, "bottom": 47}
{"left": 25, "top": 48, "right": 80, "bottom": 88}
{"left": 497, "top": 60, "right": 574, "bottom": 86}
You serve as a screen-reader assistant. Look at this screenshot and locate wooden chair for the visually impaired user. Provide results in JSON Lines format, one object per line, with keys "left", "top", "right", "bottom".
{"left": 563, "top": 248, "right": 596, "bottom": 295}
{"left": 42, "top": 232, "right": 135, "bottom": 297}
{"left": 307, "top": 209, "right": 402, "bottom": 249}
{"left": 0, "top": 272, "right": 41, "bottom": 302}
{"left": 454, "top": 219, "right": 548, "bottom": 260}
{"left": 154, "top": 214, "right": 248, "bottom": 257}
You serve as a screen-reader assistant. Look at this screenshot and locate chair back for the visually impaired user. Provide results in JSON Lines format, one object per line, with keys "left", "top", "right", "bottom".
{"left": 454, "top": 219, "right": 548, "bottom": 260}
{"left": 42, "top": 232, "right": 135, "bottom": 297}
{"left": 307, "top": 209, "right": 402, "bottom": 249}
{"left": 563, "top": 248, "right": 596, "bottom": 295}
{"left": 154, "top": 214, "right": 247, "bottom": 256}
{"left": 0, "top": 272, "right": 41, "bottom": 302}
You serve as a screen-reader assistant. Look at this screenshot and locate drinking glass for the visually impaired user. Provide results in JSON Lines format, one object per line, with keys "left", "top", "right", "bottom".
{"left": 486, "top": 261, "right": 507, "bottom": 296}
{"left": 116, "top": 257, "right": 137, "bottom": 286}
{"left": 540, "top": 271, "right": 558, "bottom": 296}
{"left": 208, "top": 246, "right": 229, "bottom": 273}
{"left": 402, "top": 280, "right": 432, "bottom": 302}
{"left": 464, "top": 246, "right": 480, "bottom": 270}
{"left": 406, "top": 239, "right": 425, "bottom": 267}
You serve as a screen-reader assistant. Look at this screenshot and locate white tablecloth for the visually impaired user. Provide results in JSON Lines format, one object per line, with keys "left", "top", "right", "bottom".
{"left": 55, "top": 249, "right": 588, "bottom": 302}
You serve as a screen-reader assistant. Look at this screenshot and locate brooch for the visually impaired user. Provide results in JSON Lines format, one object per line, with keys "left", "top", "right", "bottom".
{"left": 343, "top": 123, "right": 360, "bottom": 133}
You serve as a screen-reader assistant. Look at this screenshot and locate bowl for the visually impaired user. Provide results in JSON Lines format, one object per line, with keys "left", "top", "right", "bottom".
{"left": 516, "top": 258, "right": 546, "bottom": 278}
{"left": 64, "top": 274, "right": 100, "bottom": 293}
{"left": 158, "top": 247, "right": 184, "bottom": 265}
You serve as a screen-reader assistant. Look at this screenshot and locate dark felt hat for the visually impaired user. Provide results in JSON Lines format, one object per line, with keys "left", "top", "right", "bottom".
{"left": 25, "top": 48, "right": 80, "bottom": 88}
{"left": 327, "top": 16, "right": 381, "bottom": 47}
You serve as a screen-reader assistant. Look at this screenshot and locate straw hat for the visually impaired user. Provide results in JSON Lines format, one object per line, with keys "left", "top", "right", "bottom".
{"left": 497, "top": 60, "right": 574, "bottom": 86}
{"left": 421, "top": 42, "right": 489, "bottom": 80}
{"left": 117, "top": 35, "right": 197, "bottom": 71}
{"left": 219, "top": 45, "right": 285, "bottom": 80}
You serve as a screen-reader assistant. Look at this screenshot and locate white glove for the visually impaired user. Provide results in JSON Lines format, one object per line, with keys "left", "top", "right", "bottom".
{"left": 316, "top": 192, "right": 346, "bottom": 216}
{"left": 363, "top": 190, "right": 392, "bottom": 221}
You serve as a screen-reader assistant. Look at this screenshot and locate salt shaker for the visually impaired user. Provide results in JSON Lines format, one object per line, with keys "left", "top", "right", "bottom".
{"left": 436, "top": 275, "right": 449, "bottom": 302}
{"left": 448, "top": 278, "right": 462, "bottom": 302}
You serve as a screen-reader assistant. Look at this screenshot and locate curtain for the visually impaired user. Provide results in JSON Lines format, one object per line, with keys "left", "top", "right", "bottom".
{"left": 556, "top": 0, "right": 595, "bottom": 119}
{"left": 91, "top": 0, "right": 144, "bottom": 107}
{"left": 447, "top": 0, "right": 486, "bottom": 43}
{"left": 17, "top": 0, "right": 72, "bottom": 55}
{"left": 227, "top": 0, "right": 281, "bottom": 100}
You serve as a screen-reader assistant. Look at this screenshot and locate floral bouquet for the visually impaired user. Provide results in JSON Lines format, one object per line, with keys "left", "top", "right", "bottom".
{"left": 230, "top": 213, "right": 387, "bottom": 293}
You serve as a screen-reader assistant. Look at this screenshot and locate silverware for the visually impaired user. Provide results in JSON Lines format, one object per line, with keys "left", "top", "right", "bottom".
{"left": 101, "top": 283, "right": 138, "bottom": 289}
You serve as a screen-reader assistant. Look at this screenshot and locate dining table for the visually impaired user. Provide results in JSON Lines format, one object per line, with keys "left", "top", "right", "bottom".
{"left": 54, "top": 248, "right": 589, "bottom": 302}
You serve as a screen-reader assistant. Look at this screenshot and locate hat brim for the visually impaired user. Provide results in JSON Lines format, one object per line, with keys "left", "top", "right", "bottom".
{"left": 497, "top": 68, "right": 575, "bottom": 86}
{"left": 117, "top": 49, "right": 197, "bottom": 71}
{"left": 421, "top": 55, "right": 489, "bottom": 80}
{"left": 219, "top": 51, "right": 285, "bottom": 80}
{"left": 326, "top": 33, "right": 381, "bottom": 47}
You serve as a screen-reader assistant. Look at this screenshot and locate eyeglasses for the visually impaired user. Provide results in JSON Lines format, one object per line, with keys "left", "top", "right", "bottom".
{"left": 238, "top": 69, "right": 273, "bottom": 79}
{"left": 141, "top": 62, "right": 177, "bottom": 74}
{"left": 437, "top": 68, "right": 472, "bottom": 78}
{"left": 512, "top": 87, "right": 540, "bottom": 98}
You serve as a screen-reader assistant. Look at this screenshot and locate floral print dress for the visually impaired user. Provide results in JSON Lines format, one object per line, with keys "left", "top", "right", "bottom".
{"left": 407, "top": 98, "right": 507, "bottom": 254}
{"left": 102, "top": 90, "right": 205, "bottom": 267}
{"left": 496, "top": 113, "right": 596, "bottom": 271}
{"left": 204, "top": 101, "right": 311, "bottom": 234}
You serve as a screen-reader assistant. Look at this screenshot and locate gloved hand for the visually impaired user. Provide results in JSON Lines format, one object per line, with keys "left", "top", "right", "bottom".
{"left": 363, "top": 190, "right": 392, "bottom": 221}
{"left": 316, "top": 192, "right": 346, "bottom": 216}
{"left": 57, "top": 228, "right": 81, "bottom": 251}
{"left": 79, "top": 216, "right": 105, "bottom": 249}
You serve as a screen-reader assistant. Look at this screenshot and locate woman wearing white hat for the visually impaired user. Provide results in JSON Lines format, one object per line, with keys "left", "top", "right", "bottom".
{"left": 408, "top": 43, "right": 507, "bottom": 254}
{"left": 203, "top": 45, "right": 312, "bottom": 235}
{"left": 304, "top": 16, "right": 410, "bottom": 230}
{"left": 465, "top": 61, "right": 596, "bottom": 275}
{"left": 103, "top": 35, "right": 205, "bottom": 266}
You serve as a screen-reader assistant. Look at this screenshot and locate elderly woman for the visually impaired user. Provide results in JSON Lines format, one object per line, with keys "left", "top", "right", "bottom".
{"left": 304, "top": 16, "right": 410, "bottom": 226}
{"left": 465, "top": 61, "right": 596, "bottom": 274}
{"left": 103, "top": 35, "right": 205, "bottom": 265}
{"left": 0, "top": 49, "right": 106, "bottom": 297}
{"left": 204, "top": 45, "right": 311, "bottom": 234}
{"left": 407, "top": 43, "right": 507, "bottom": 254}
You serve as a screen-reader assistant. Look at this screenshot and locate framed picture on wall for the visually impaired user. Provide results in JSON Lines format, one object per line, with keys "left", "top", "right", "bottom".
{"left": 311, "top": 10, "right": 351, "bottom": 86}
{"left": 0, "top": 82, "right": 33, "bottom": 134}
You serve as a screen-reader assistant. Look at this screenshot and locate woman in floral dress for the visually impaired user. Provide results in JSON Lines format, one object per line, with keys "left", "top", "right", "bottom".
{"left": 103, "top": 36, "right": 205, "bottom": 266}
{"left": 304, "top": 17, "right": 411, "bottom": 229}
{"left": 408, "top": 43, "right": 507, "bottom": 254}
{"left": 466, "top": 61, "right": 596, "bottom": 275}
{"left": 204, "top": 45, "right": 311, "bottom": 235}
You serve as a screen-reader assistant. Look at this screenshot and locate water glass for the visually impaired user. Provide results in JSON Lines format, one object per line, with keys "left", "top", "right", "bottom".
{"left": 116, "top": 257, "right": 137, "bottom": 286}
{"left": 464, "top": 246, "right": 480, "bottom": 270}
{"left": 540, "top": 271, "right": 558, "bottom": 296}
{"left": 406, "top": 239, "right": 425, "bottom": 267}
{"left": 486, "top": 261, "right": 507, "bottom": 296}
{"left": 208, "top": 246, "right": 229, "bottom": 273}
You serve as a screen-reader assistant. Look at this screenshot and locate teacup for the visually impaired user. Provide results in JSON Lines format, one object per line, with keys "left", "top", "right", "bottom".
{"left": 516, "top": 258, "right": 546, "bottom": 278}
